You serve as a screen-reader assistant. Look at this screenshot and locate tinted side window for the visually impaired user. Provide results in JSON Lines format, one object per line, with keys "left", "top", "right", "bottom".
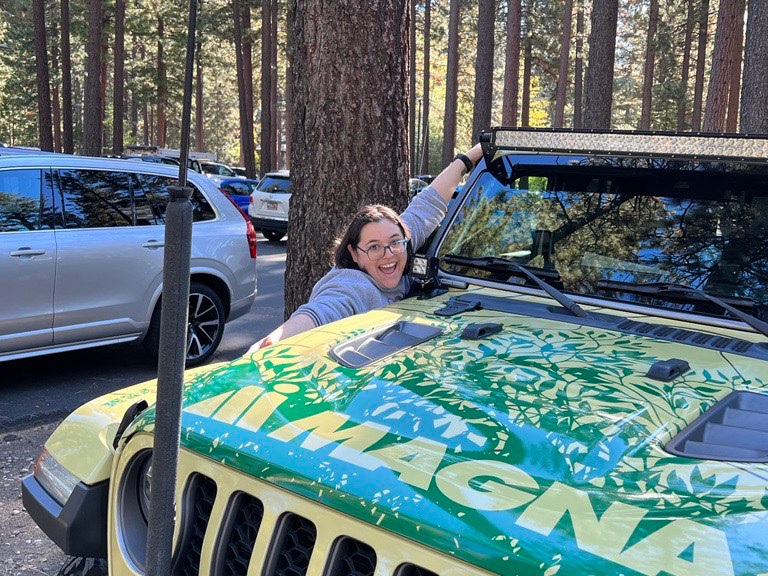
{"left": 0, "top": 169, "right": 52, "bottom": 232}
{"left": 136, "top": 174, "right": 216, "bottom": 223}
{"left": 56, "top": 169, "right": 133, "bottom": 229}
{"left": 223, "top": 182, "right": 250, "bottom": 196}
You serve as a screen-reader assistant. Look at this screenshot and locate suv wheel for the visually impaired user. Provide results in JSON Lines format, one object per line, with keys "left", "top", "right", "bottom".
{"left": 143, "top": 282, "right": 226, "bottom": 367}
{"left": 262, "top": 230, "right": 284, "bottom": 242}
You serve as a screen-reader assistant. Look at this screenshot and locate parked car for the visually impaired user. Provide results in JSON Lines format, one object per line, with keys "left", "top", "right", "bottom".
{"left": 0, "top": 154, "right": 258, "bottom": 366}
{"left": 219, "top": 177, "right": 259, "bottom": 214}
{"left": 231, "top": 166, "right": 247, "bottom": 177}
{"left": 23, "top": 128, "right": 768, "bottom": 575}
{"left": 198, "top": 160, "right": 242, "bottom": 184}
{"left": 247, "top": 169, "right": 291, "bottom": 242}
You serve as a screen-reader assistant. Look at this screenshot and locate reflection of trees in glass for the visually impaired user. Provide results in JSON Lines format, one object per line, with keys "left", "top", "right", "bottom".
{"left": 58, "top": 169, "right": 132, "bottom": 228}
{"left": 438, "top": 165, "right": 768, "bottom": 316}
{"left": 0, "top": 191, "right": 39, "bottom": 231}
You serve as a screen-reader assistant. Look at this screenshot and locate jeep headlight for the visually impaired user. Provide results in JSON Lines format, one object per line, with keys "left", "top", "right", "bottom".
{"left": 34, "top": 449, "right": 80, "bottom": 506}
{"left": 117, "top": 449, "right": 153, "bottom": 572}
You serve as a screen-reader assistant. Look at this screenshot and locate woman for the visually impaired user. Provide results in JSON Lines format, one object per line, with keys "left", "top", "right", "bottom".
{"left": 249, "top": 144, "right": 483, "bottom": 351}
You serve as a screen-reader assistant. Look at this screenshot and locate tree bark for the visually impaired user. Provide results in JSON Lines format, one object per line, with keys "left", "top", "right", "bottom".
{"left": 691, "top": 0, "right": 710, "bottom": 131}
{"left": 234, "top": 0, "right": 256, "bottom": 176}
{"left": 573, "top": 0, "right": 584, "bottom": 128}
{"left": 583, "top": 0, "right": 618, "bottom": 129}
{"left": 242, "top": 1, "right": 256, "bottom": 173}
{"left": 195, "top": 40, "right": 204, "bottom": 151}
{"left": 156, "top": 11, "right": 167, "bottom": 147}
{"left": 260, "top": 0, "right": 273, "bottom": 172}
{"left": 419, "top": 0, "right": 431, "bottom": 174}
{"left": 639, "top": 0, "right": 658, "bottom": 130}
{"left": 521, "top": 36, "right": 531, "bottom": 126}
{"left": 33, "top": 0, "right": 54, "bottom": 151}
{"left": 677, "top": 0, "right": 695, "bottom": 131}
{"left": 113, "top": 0, "right": 125, "bottom": 155}
{"left": 409, "top": 0, "right": 417, "bottom": 174}
{"left": 554, "top": 0, "right": 573, "bottom": 128}
{"left": 82, "top": 0, "right": 102, "bottom": 155}
{"left": 60, "top": 0, "right": 74, "bottom": 153}
{"left": 270, "top": 0, "right": 279, "bottom": 166}
{"left": 724, "top": 0, "right": 745, "bottom": 133}
{"left": 441, "top": 0, "right": 460, "bottom": 166}
{"left": 286, "top": 0, "right": 410, "bottom": 317}
{"left": 739, "top": 0, "right": 768, "bottom": 133}
{"left": 502, "top": 0, "right": 521, "bottom": 126}
{"left": 471, "top": 0, "right": 496, "bottom": 143}
{"left": 703, "top": 0, "right": 740, "bottom": 132}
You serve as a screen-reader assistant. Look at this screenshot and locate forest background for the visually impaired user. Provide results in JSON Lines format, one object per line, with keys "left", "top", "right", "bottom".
{"left": 1, "top": 0, "right": 767, "bottom": 311}
{"left": 2, "top": 0, "right": 767, "bottom": 176}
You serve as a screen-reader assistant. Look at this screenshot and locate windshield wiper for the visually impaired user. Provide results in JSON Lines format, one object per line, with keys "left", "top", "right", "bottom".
{"left": 597, "top": 279, "right": 768, "bottom": 338}
{"left": 444, "top": 254, "right": 590, "bottom": 318}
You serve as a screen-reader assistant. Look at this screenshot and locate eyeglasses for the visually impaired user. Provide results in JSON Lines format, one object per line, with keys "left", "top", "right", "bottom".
{"left": 355, "top": 238, "right": 409, "bottom": 261}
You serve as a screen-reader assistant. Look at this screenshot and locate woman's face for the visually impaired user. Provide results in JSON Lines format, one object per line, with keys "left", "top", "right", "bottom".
{"left": 348, "top": 219, "right": 407, "bottom": 290}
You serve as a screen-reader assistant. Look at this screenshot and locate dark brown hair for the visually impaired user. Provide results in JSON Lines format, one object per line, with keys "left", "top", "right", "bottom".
{"left": 333, "top": 204, "right": 410, "bottom": 269}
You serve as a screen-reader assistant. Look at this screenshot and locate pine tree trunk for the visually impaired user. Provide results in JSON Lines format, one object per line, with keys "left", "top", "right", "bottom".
{"left": 270, "top": 0, "right": 279, "bottom": 166}
{"left": 677, "top": 0, "right": 695, "bottom": 130}
{"left": 60, "top": 0, "right": 74, "bottom": 153}
{"left": 284, "top": 0, "right": 293, "bottom": 169}
{"left": 82, "top": 0, "right": 102, "bottom": 155}
{"left": 234, "top": 0, "right": 256, "bottom": 176}
{"left": 502, "top": 0, "right": 521, "bottom": 126}
{"left": 156, "top": 13, "right": 167, "bottom": 147}
{"left": 242, "top": 2, "right": 256, "bottom": 174}
{"left": 419, "top": 0, "right": 431, "bottom": 174}
{"left": 441, "top": 0, "right": 460, "bottom": 166}
{"left": 521, "top": 37, "right": 531, "bottom": 126}
{"left": 724, "top": 0, "right": 745, "bottom": 132}
{"left": 33, "top": 0, "right": 53, "bottom": 151}
{"left": 112, "top": 0, "right": 125, "bottom": 155}
{"left": 554, "top": 0, "right": 573, "bottom": 128}
{"left": 286, "top": 0, "right": 409, "bottom": 317}
{"left": 739, "top": 0, "right": 768, "bottom": 133}
{"left": 573, "top": 1, "right": 584, "bottom": 128}
{"left": 703, "top": 0, "right": 740, "bottom": 132}
{"left": 260, "top": 0, "right": 273, "bottom": 172}
{"left": 583, "top": 0, "right": 618, "bottom": 129}
{"left": 409, "top": 0, "right": 417, "bottom": 174}
{"left": 691, "top": 0, "right": 709, "bottom": 131}
{"left": 195, "top": 40, "right": 204, "bottom": 151}
{"left": 471, "top": 0, "right": 496, "bottom": 143}
{"left": 639, "top": 0, "right": 658, "bottom": 130}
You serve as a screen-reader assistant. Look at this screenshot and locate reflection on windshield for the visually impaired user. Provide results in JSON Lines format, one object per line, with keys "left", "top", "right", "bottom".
{"left": 439, "top": 162, "right": 768, "bottom": 319}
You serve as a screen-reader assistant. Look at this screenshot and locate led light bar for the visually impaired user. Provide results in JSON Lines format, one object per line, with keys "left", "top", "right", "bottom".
{"left": 491, "top": 127, "right": 768, "bottom": 162}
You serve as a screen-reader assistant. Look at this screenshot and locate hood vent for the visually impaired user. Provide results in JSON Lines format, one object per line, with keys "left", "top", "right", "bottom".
{"left": 665, "top": 390, "right": 768, "bottom": 462}
{"left": 330, "top": 321, "right": 443, "bottom": 368}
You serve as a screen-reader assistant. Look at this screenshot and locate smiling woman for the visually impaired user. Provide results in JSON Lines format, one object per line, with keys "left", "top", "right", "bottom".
{"left": 247, "top": 144, "right": 484, "bottom": 352}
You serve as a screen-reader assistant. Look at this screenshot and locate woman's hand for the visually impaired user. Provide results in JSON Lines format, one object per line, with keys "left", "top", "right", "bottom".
{"left": 247, "top": 313, "right": 316, "bottom": 355}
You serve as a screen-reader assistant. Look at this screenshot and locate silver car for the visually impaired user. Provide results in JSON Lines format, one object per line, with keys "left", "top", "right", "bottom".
{"left": 0, "top": 154, "right": 258, "bottom": 366}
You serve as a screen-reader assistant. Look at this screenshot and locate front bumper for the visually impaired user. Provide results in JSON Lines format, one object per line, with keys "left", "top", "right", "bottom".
{"left": 22, "top": 473, "right": 108, "bottom": 558}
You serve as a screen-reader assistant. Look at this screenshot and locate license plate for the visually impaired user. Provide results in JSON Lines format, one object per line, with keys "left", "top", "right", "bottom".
{"left": 266, "top": 201, "right": 278, "bottom": 210}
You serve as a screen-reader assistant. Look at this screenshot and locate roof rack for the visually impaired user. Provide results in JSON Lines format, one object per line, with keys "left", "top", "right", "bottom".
{"left": 480, "top": 126, "right": 768, "bottom": 163}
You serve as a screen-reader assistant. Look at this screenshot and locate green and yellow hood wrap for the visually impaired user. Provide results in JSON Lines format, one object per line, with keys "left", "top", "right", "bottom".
{"left": 129, "top": 290, "right": 768, "bottom": 576}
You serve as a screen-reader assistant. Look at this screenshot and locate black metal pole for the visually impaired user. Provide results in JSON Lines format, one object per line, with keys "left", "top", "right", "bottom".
{"left": 144, "top": 0, "right": 197, "bottom": 572}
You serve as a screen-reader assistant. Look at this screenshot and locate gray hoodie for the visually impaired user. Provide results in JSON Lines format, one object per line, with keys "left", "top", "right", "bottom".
{"left": 292, "top": 185, "right": 447, "bottom": 327}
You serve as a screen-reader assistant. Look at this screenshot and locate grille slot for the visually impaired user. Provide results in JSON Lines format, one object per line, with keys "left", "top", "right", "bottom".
{"left": 395, "top": 566, "right": 438, "bottom": 576}
{"left": 326, "top": 537, "right": 377, "bottom": 576}
{"left": 665, "top": 390, "right": 768, "bottom": 462}
{"left": 214, "top": 492, "right": 265, "bottom": 576}
{"left": 266, "top": 513, "right": 317, "bottom": 576}
{"left": 173, "top": 474, "right": 217, "bottom": 576}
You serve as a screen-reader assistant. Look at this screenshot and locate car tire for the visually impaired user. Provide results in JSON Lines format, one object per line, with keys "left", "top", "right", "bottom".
{"left": 262, "top": 230, "right": 285, "bottom": 242}
{"left": 57, "top": 557, "right": 108, "bottom": 576}
{"left": 143, "top": 282, "right": 226, "bottom": 367}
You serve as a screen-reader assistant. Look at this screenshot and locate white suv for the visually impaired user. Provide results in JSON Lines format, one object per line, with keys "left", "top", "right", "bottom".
{"left": 0, "top": 154, "right": 258, "bottom": 366}
{"left": 247, "top": 169, "right": 291, "bottom": 242}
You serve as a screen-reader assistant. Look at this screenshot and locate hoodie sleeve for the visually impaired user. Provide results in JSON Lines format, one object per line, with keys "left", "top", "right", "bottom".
{"left": 400, "top": 185, "right": 448, "bottom": 250}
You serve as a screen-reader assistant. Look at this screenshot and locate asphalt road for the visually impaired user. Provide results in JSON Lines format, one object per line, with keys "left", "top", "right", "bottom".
{"left": 0, "top": 235, "right": 286, "bottom": 432}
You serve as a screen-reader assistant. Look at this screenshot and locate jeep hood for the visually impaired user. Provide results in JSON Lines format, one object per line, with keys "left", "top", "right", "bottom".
{"left": 132, "top": 293, "right": 768, "bottom": 576}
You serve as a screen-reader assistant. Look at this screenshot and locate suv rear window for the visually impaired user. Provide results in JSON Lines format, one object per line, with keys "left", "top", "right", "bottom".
{"left": 257, "top": 175, "right": 291, "bottom": 194}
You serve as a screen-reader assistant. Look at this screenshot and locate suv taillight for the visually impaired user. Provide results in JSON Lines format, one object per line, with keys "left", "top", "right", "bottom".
{"left": 222, "top": 193, "right": 257, "bottom": 259}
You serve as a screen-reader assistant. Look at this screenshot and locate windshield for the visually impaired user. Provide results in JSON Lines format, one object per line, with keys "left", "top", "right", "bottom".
{"left": 438, "top": 155, "right": 768, "bottom": 320}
